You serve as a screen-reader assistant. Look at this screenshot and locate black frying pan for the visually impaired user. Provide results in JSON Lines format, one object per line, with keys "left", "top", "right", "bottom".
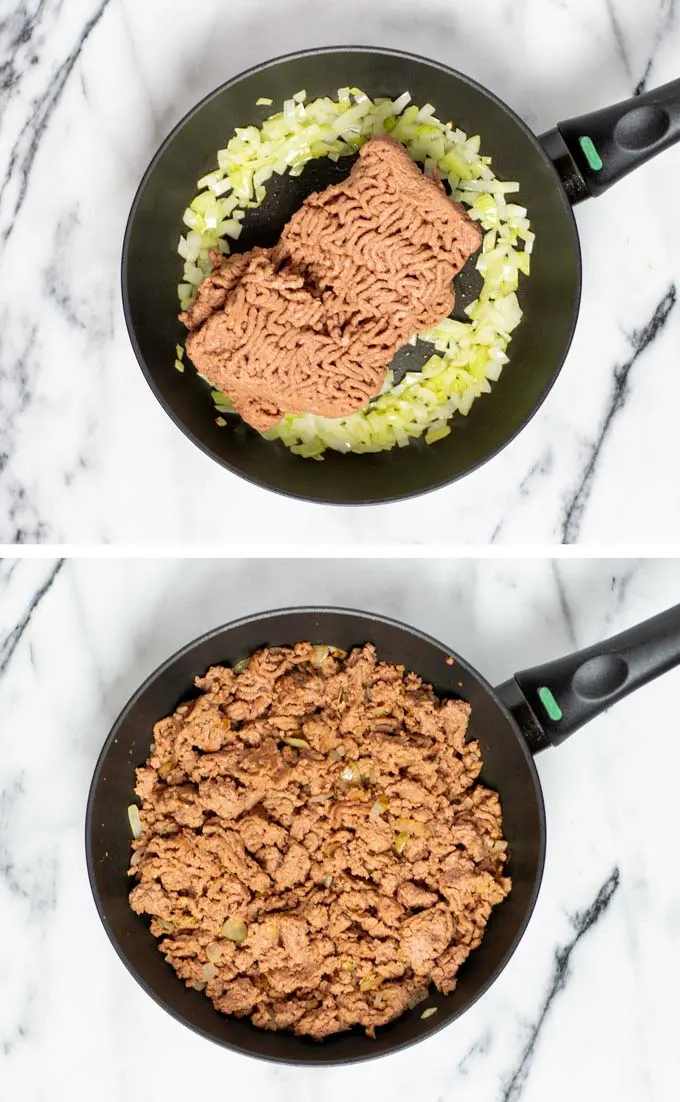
{"left": 122, "top": 47, "right": 680, "bottom": 505}
{"left": 86, "top": 603, "right": 680, "bottom": 1065}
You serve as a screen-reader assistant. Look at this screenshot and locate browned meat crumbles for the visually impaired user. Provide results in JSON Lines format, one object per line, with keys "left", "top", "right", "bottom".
{"left": 180, "top": 137, "right": 482, "bottom": 431}
{"left": 128, "top": 643, "right": 510, "bottom": 1040}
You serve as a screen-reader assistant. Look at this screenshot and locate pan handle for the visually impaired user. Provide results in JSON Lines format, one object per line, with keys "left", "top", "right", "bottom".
{"left": 539, "top": 77, "right": 680, "bottom": 203}
{"left": 496, "top": 603, "right": 680, "bottom": 753}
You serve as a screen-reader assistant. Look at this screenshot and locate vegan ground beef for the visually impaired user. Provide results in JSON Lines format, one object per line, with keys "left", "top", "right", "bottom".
{"left": 180, "top": 137, "right": 481, "bottom": 430}
{"left": 129, "top": 642, "right": 510, "bottom": 1039}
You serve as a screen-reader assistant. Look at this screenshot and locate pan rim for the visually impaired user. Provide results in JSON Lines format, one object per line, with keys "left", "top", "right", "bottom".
{"left": 85, "top": 605, "right": 547, "bottom": 1065}
{"left": 120, "top": 45, "right": 582, "bottom": 506}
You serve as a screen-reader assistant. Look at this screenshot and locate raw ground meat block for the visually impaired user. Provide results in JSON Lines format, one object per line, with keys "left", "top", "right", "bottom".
{"left": 129, "top": 642, "right": 510, "bottom": 1040}
{"left": 180, "top": 137, "right": 482, "bottom": 430}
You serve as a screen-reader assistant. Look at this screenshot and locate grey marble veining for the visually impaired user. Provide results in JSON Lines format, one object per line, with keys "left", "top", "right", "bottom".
{"left": 0, "top": 0, "right": 679, "bottom": 544}
{"left": 1, "top": 556, "right": 680, "bottom": 1099}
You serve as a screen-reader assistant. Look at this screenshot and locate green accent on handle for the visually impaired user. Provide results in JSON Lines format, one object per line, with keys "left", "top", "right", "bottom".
{"left": 579, "top": 135, "right": 604, "bottom": 171}
{"left": 538, "top": 686, "right": 563, "bottom": 722}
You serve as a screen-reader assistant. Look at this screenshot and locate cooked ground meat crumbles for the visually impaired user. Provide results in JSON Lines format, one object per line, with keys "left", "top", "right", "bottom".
{"left": 128, "top": 643, "right": 510, "bottom": 1039}
{"left": 180, "top": 137, "right": 482, "bottom": 431}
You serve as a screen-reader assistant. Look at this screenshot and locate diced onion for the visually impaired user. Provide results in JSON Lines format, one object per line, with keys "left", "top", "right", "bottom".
{"left": 202, "top": 963, "right": 217, "bottom": 981}
{"left": 127, "top": 804, "right": 143, "bottom": 839}
{"left": 415, "top": 103, "right": 436, "bottom": 123}
{"left": 370, "top": 797, "right": 390, "bottom": 818}
{"left": 283, "top": 736, "right": 310, "bottom": 749}
{"left": 232, "top": 658, "right": 250, "bottom": 674}
{"left": 221, "top": 919, "right": 248, "bottom": 943}
{"left": 421, "top": 1007, "right": 438, "bottom": 1020}
{"left": 340, "top": 762, "right": 362, "bottom": 784}
{"left": 395, "top": 832, "right": 409, "bottom": 855}
{"left": 211, "top": 389, "right": 234, "bottom": 414}
{"left": 310, "top": 644, "right": 331, "bottom": 666}
{"left": 394, "top": 818, "right": 429, "bottom": 837}
{"left": 359, "top": 971, "right": 382, "bottom": 992}
{"left": 392, "top": 91, "right": 411, "bottom": 113}
{"left": 206, "top": 943, "right": 221, "bottom": 962}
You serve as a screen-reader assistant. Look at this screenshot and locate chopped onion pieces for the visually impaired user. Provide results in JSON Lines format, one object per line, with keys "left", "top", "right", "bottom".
{"left": 370, "top": 797, "right": 390, "bottom": 818}
{"left": 221, "top": 919, "right": 248, "bottom": 943}
{"left": 127, "top": 804, "right": 143, "bottom": 839}
{"left": 310, "top": 644, "right": 331, "bottom": 666}
{"left": 395, "top": 832, "right": 409, "bottom": 856}
{"left": 340, "top": 762, "right": 362, "bottom": 784}
{"left": 359, "top": 971, "right": 382, "bottom": 992}
{"left": 394, "top": 818, "right": 429, "bottom": 837}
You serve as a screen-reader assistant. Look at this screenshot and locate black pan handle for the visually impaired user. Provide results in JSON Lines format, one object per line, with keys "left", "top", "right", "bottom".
{"left": 496, "top": 603, "right": 680, "bottom": 753}
{"left": 540, "top": 77, "right": 680, "bottom": 203}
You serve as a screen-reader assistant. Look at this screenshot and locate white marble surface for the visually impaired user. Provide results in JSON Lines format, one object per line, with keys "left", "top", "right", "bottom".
{"left": 0, "top": 0, "right": 679, "bottom": 545}
{"left": 2, "top": 555, "right": 680, "bottom": 1100}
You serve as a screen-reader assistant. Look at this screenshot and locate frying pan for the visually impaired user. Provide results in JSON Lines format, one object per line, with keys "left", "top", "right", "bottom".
{"left": 86, "top": 602, "right": 680, "bottom": 1065}
{"left": 122, "top": 47, "right": 680, "bottom": 505}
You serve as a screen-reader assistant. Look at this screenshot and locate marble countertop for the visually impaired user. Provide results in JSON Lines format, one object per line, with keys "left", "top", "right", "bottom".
{"left": 2, "top": 555, "right": 680, "bottom": 1100}
{"left": 1, "top": 0, "right": 679, "bottom": 545}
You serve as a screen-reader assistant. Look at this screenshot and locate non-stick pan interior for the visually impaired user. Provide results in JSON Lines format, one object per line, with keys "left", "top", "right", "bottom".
{"left": 123, "top": 48, "right": 581, "bottom": 504}
{"left": 86, "top": 610, "right": 545, "bottom": 1064}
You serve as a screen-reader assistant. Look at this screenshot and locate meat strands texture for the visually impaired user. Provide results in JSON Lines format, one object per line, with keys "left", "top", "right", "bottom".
{"left": 128, "top": 643, "right": 509, "bottom": 1039}
{"left": 181, "top": 138, "right": 481, "bottom": 431}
